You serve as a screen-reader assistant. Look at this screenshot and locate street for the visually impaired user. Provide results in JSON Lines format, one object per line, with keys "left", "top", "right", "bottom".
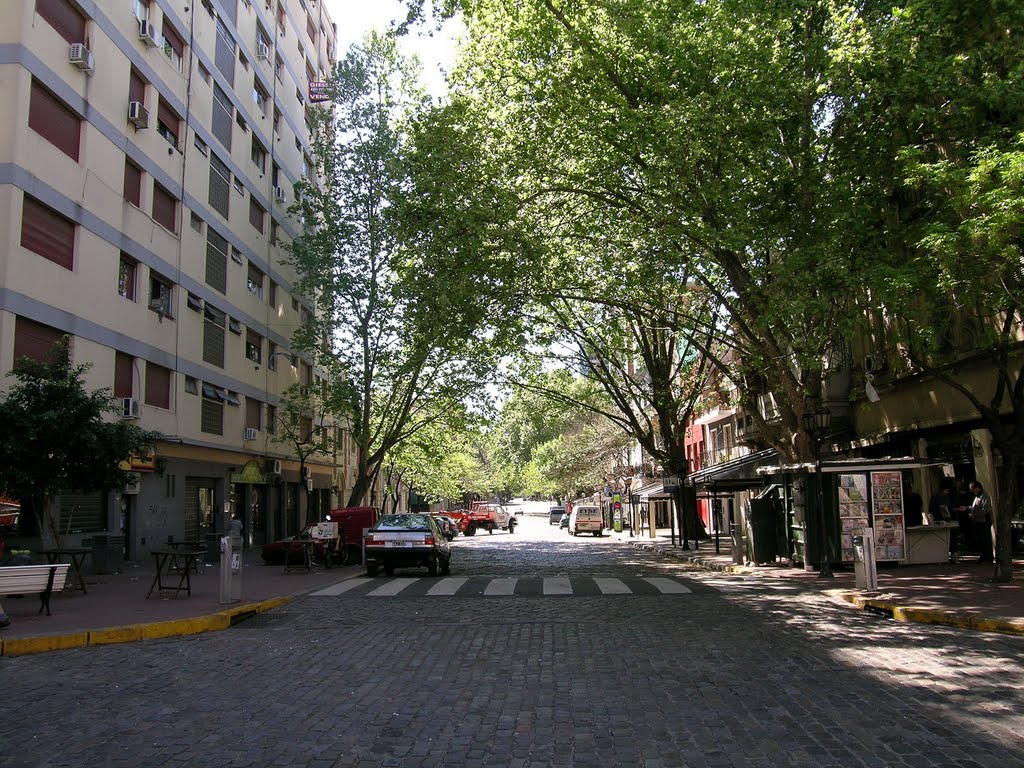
{"left": 2, "top": 504, "right": 1023, "bottom": 767}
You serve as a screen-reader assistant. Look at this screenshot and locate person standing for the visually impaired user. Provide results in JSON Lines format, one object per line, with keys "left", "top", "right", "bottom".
{"left": 967, "top": 481, "right": 994, "bottom": 563}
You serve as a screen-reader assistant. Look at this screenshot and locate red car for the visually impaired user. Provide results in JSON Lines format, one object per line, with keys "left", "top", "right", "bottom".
{"left": 261, "top": 525, "right": 338, "bottom": 566}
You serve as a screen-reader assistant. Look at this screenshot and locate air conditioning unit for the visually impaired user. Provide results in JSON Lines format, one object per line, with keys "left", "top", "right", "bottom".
{"left": 303, "top": 466, "right": 312, "bottom": 479}
{"left": 68, "top": 43, "right": 94, "bottom": 73}
{"left": 243, "top": 427, "right": 258, "bottom": 441}
{"left": 127, "top": 100, "right": 149, "bottom": 128}
{"left": 139, "top": 19, "right": 158, "bottom": 46}
{"left": 267, "top": 458, "right": 282, "bottom": 475}
{"left": 121, "top": 397, "right": 141, "bottom": 419}
{"left": 273, "top": 186, "right": 286, "bottom": 203}
{"left": 257, "top": 41, "right": 270, "bottom": 60}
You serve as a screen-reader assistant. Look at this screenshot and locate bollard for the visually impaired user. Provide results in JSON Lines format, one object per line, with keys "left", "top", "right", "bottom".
{"left": 219, "top": 534, "right": 242, "bottom": 604}
{"left": 853, "top": 529, "right": 878, "bottom": 592}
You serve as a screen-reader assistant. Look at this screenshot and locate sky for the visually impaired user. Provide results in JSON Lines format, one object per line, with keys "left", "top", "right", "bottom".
{"left": 320, "top": 0, "right": 461, "bottom": 96}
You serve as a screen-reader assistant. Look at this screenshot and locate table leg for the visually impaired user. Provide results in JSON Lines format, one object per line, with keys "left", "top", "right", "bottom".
{"left": 72, "top": 553, "right": 88, "bottom": 594}
{"left": 147, "top": 554, "right": 165, "bottom": 598}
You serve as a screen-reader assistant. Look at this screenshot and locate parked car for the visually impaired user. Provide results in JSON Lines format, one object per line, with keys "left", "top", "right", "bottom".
{"left": 261, "top": 525, "right": 340, "bottom": 566}
{"left": 569, "top": 504, "right": 604, "bottom": 536}
{"left": 432, "top": 515, "right": 458, "bottom": 541}
{"left": 559, "top": 513, "right": 570, "bottom": 530}
{"left": 548, "top": 506, "right": 566, "bottom": 525}
{"left": 364, "top": 513, "right": 452, "bottom": 577}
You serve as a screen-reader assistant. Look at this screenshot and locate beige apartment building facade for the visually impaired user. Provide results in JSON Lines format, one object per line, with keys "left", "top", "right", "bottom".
{"left": 0, "top": 0, "right": 355, "bottom": 559}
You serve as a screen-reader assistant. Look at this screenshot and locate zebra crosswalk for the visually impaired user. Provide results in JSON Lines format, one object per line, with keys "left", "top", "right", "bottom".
{"left": 311, "top": 575, "right": 693, "bottom": 599}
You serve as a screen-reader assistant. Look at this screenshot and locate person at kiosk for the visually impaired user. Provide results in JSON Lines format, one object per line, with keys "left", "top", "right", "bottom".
{"left": 958, "top": 481, "right": 993, "bottom": 563}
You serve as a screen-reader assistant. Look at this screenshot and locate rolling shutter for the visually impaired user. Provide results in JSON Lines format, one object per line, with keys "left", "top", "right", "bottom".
{"left": 152, "top": 184, "right": 177, "bottom": 232}
{"left": 13, "top": 316, "right": 63, "bottom": 368}
{"left": 145, "top": 361, "right": 171, "bottom": 409}
{"left": 29, "top": 79, "right": 80, "bottom": 162}
{"left": 206, "top": 228, "right": 228, "bottom": 293}
{"left": 59, "top": 492, "right": 106, "bottom": 534}
{"left": 21, "top": 196, "right": 74, "bottom": 269}
{"left": 35, "top": 0, "right": 86, "bottom": 45}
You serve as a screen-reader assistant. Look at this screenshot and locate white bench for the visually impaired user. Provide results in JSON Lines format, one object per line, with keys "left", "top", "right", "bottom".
{"left": 0, "top": 564, "right": 70, "bottom": 615}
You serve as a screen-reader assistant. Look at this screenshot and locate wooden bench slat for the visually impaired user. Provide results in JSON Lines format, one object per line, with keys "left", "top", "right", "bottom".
{"left": 0, "top": 564, "right": 70, "bottom": 615}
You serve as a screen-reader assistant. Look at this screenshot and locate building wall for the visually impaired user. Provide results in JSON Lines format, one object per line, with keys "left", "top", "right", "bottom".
{"left": 1, "top": 0, "right": 347, "bottom": 555}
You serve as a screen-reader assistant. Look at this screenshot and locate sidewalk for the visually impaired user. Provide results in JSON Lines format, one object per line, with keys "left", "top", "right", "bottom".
{"left": 616, "top": 527, "right": 1024, "bottom": 636}
{"left": 0, "top": 549, "right": 359, "bottom": 656}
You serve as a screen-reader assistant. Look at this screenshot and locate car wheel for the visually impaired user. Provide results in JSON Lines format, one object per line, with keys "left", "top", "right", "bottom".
{"left": 384, "top": 565, "right": 395, "bottom": 576}
{"left": 428, "top": 555, "right": 439, "bottom": 577}
{"left": 465, "top": 525, "right": 476, "bottom": 536}
{"left": 595, "top": 531, "right": 602, "bottom": 537}
{"left": 366, "top": 564, "right": 379, "bottom": 577}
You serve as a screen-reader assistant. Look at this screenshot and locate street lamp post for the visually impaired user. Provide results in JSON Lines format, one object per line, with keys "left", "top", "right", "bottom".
{"left": 802, "top": 408, "right": 833, "bottom": 579}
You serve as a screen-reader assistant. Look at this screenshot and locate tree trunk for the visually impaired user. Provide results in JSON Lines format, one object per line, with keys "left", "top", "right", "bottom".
{"left": 994, "top": 459, "right": 1017, "bottom": 583}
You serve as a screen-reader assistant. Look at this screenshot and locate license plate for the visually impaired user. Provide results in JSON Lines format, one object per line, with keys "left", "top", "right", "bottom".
{"left": 385, "top": 541, "right": 414, "bottom": 548}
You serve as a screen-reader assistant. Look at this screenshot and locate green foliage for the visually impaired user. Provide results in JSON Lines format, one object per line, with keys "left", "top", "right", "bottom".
{"left": 0, "top": 338, "right": 157, "bottom": 508}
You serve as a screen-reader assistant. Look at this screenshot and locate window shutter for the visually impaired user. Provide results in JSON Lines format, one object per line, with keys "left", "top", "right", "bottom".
{"left": 203, "top": 306, "right": 226, "bottom": 368}
{"left": 29, "top": 79, "right": 80, "bottom": 162}
{"left": 205, "top": 228, "right": 228, "bottom": 293}
{"left": 249, "top": 197, "right": 264, "bottom": 233}
{"left": 35, "top": 0, "right": 87, "bottom": 44}
{"left": 123, "top": 160, "right": 142, "bottom": 206}
{"left": 129, "top": 69, "right": 146, "bottom": 104}
{"left": 215, "top": 19, "right": 235, "bottom": 86}
{"left": 245, "top": 397, "right": 262, "bottom": 430}
{"left": 144, "top": 361, "right": 171, "bottom": 409}
{"left": 21, "top": 196, "right": 75, "bottom": 269}
{"left": 157, "top": 97, "right": 179, "bottom": 145}
{"left": 13, "top": 316, "right": 63, "bottom": 368}
{"left": 162, "top": 22, "right": 185, "bottom": 58}
{"left": 209, "top": 153, "right": 230, "bottom": 218}
{"left": 58, "top": 492, "right": 105, "bottom": 534}
{"left": 211, "top": 84, "right": 233, "bottom": 150}
{"left": 114, "top": 352, "right": 133, "bottom": 398}
{"left": 152, "top": 184, "right": 177, "bottom": 232}
{"left": 201, "top": 398, "right": 224, "bottom": 435}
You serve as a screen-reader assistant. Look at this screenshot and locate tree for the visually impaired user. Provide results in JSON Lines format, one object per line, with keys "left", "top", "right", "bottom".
{"left": 0, "top": 338, "right": 157, "bottom": 547}
{"left": 287, "top": 33, "right": 498, "bottom": 508}
{"left": 834, "top": 0, "right": 1024, "bottom": 581}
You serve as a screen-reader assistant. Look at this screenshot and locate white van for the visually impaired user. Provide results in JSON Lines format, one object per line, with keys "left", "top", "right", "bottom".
{"left": 569, "top": 505, "right": 603, "bottom": 537}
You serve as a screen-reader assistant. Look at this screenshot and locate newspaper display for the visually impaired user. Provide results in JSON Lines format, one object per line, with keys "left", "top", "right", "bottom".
{"left": 870, "top": 471, "right": 905, "bottom": 561}
{"left": 838, "top": 474, "right": 870, "bottom": 562}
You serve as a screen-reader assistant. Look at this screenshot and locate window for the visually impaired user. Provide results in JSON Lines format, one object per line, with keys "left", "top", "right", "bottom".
{"left": 203, "top": 304, "right": 226, "bottom": 367}
{"left": 270, "top": 220, "right": 279, "bottom": 245}
{"left": 235, "top": 112, "right": 249, "bottom": 133}
{"left": 209, "top": 152, "right": 230, "bottom": 218}
{"left": 152, "top": 182, "right": 178, "bottom": 233}
{"left": 156, "top": 97, "right": 180, "bottom": 148}
{"left": 257, "top": 26, "right": 271, "bottom": 53}
{"left": 198, "top": 62, "right": 211, "bottom": 84}
{"left": 268, "top": 280, "right": 277, "bottom": 308}
{"left": 211, "top": 83, "right": 233, "bottom": 150}
{"left": 133, "top": 0, "right": 150, "bottom": 22}
{"left": 233, "top": 176, "right": 245, "bottom": 195}
{"left": 13, "top": 316, "right": 64, "bottom": 370}
{"left": 29, "top": 79, "right": 80, "bottom": 161}
{"left": 114, "top": 352, "right": 133, "bottom": 398}
{"left": 150, "top": 273, "right": 173, "bottom": 317}
{"left": 245, "top": 397, "right": 262, "bottom": 430}
{"left": 273, "top": 107, "right": 281, "bottom": 134}
{"left": 194, "top": 135, "right": 209, "bottom": 156}
{"left": 306, "top": 13, "right": 317, "bottom": 44}
{"left": 231, "top": 246, "right": 244, "bottom": 264}
{"left": 215, "top": 17, "right": 235, "bottom": 87}
{"left": 276, "top": 2, "right": 286, "bottom": 34}
{"left": 302, "top": 153, "right": 312, "bottom": 179}
{"left": 253, "top": 80, "right": 269, "bottom": 116}
{"left": 251, "top": 137, "right": 267, "bottom": 173}
{"left": 145, "top": 361, "right": 171, "bottom": 409}
{"left": 123, "top": 159, "right": 142, "bottom": 207}
{"left": 206, "top": 228, "right": 228, "bottom": 293}
{"left": 245, "top": 328, "right": 263, "bottom": 363}
{"left": 274, "top": 56, "right": 283, "bottom": 83}
{"left": 201, "top": 388, "right": 224, "bottom": 435}
{"left": 129, "top": 68, "right": 146, "bottom": 106}
{"left": 118, "top": 254, "right": 137, "bottom": 301}
{"left": 247, "top": 261, "right": 265, "bottom": 297}
{"left": 239, "top": 52, "right": 250, "bottom": 72}
{"left": 161, "top": 20, "right": 185, "bottom": 71}
{"left": 305, "top": 60, "right": 315, "bottom": 85}
{"left": 190, "top": 212, "right": 204, "bottom": 232}
{"left": 21, "top": 196, "right": 74, "bottom": 270}
{"left": 249, "top": 198, "right": 265, "bottom": 234}
{"left": 301, "top": 361, "right": 312, "bottom": 386}
{"left": 185, "top": 376, "right": 198, "bottom": 395}
{"left": 228, "top": 316, "right": 242, "bottom": 334}
{"left": 36, "top": 0, "right": 86, "bottom": 45}
{"left": 187, "top": 293, "right": 203, "bottom": 311}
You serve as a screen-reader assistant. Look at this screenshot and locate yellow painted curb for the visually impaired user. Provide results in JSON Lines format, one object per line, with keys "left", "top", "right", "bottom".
{"left": 0, "top": 597, "right": 295, "bottom": 657}
{"left": 2, "top": 631, "right": 89, "bottom": 657}
{"left": 836, "top": 592, "right": 1024, "bottom": 636}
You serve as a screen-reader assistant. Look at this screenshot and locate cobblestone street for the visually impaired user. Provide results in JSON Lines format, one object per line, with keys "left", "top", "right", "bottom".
{"left": 3, "top": 518, "right": 1023, "bottom": 767}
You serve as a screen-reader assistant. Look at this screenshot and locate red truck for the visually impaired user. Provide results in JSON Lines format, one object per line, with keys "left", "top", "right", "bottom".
{"left": 460, "top": 501, "right": 517, "bottom": 536}
{"left": 325, "top": 506, "right": 380, "bottom": 564}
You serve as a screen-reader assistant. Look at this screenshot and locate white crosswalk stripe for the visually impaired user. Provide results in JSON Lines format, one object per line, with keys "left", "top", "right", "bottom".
{"left": 543, "top": 577, "right": 572, "bottom": 595}
{"left": 367, "top": 578, "right": 420, "bottom": 597}
{"left": 483, "top": 577, "right": 518, "bottom": 596}
{"left": 311, "top": 579, "right": 369, "bottom": 596}
{"left": 642, "top": 577, "right": 691, "bottom": 594}
{"left": 427, "top": 577, "right": 469, "bottom": 596}
{"left": 594, "top": 577, "right": 632, "bottom": 595}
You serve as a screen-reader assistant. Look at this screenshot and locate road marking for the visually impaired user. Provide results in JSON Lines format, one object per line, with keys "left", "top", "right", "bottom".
{"left": 427, "top": 577, "right": 469, "bottom": 596}
{"left": 311, "top": 579, "right": 367, "bottom": 596}
{"left": 543, "top": 577, "right": 572, "bottom": 595}
{"left": 594, "top": 577, "right": 632, "bottom": 595}
{"left": 367, "top": 578, "right": 420, "bottom": 597}
{"left": 484, "top": 577, "right": 518, "bottom": 596}
{"left": 643, "top": 577, "right": 691, "bottom": 594}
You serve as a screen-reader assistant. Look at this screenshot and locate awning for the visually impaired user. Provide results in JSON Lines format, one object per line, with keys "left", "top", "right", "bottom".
{"left": 757, "top": 456, "right": 944, "bottom": 475}
{"left": 687, "top": 448, "right": 778, "bottom": 489}
{"left": 634, "top": 480, "right": 672, "bottom": 500}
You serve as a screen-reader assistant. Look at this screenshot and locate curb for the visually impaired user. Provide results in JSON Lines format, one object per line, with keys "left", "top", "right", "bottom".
{"left": 626, "top": 538, "right": 1024, "bottom": 636}
{"left": 0, "top": 596, "right": 290, "bottom": 658}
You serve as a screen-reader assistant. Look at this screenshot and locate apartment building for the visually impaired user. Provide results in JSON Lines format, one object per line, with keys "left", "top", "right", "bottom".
{"left": 0, "top": 0, "right": 350, "bottom": 558}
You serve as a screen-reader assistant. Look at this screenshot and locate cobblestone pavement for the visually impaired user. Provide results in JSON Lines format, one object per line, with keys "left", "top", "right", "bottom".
{"left": 3, "top": 517, "right": 1023, "bottom": 767}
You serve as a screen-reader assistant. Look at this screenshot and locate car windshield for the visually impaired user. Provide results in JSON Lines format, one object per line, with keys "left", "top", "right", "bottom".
{"left": 374, "top": 514, "right": 432, "bottom": 531}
